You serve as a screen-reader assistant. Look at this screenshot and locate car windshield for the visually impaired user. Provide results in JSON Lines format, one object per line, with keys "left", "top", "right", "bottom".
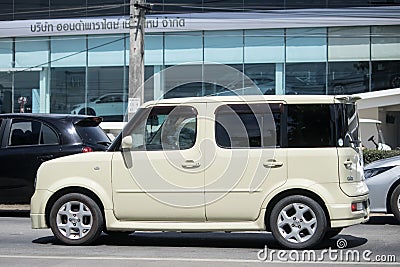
{"left": 75, "top": 125, "right": 110, "bottom": 145}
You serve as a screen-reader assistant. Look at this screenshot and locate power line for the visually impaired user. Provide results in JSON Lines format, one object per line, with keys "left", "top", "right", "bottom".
{"left": 0, "top": 2, "right": 399, "bottom": 18}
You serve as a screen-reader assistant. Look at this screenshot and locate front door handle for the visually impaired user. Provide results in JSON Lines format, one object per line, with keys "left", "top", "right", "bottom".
{"left": 263, "top": 159, "right": 283, "bottom": 168}
{"left": 182, "top": 160, "right": 201, "bottom": 169}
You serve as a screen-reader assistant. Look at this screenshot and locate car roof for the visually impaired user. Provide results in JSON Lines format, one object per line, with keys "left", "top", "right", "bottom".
{"left": 0, "top": 113, "right": 99, "bottom": 123}
{"left": 365, "top": 155, "right": 400, "bottom": 169}
{"left": 142, "top": 95, "right": 359, "bottom": 107}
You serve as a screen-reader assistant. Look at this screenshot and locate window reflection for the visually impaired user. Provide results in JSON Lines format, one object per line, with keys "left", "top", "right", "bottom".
{"left": 328, "top": 62, "right": 369, "bottom": 94}
{"left": 244, "top": 64, "right": 275, "bottom": 95}
{"left": 51, "top": 67, "right": 86, "bottom": 114}
{"left": 0, "top": 74, "right": 12, "bottom": 113}
{"left": 372, "top": 60, "right": 400, "bottom": 91}
{"left": 285, "top": 63, "right": 326, "bottom": 95}
{"left": 14, "top": 72, "right": 40, "bottom": 113}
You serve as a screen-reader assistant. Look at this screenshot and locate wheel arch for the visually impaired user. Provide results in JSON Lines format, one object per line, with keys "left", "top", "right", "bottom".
{"left": 264, "top": 188, "right": 331, "bottom": 231}
{"left": 78, "top": 107, "right": 96, "bottom": 116}
{"left": 45, "top": 186, "right": 106, "bottom": 228}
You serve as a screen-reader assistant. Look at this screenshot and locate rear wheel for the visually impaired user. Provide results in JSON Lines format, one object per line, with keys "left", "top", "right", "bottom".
{"left": 390, "top": 184, "right": 400, "bottom": 223}
{"left": 49, "top": 193, "right": 103, "bottom": 245}
{"left": 391, "top": 75, "right": 400, "bottom": 88}
{"left": 333, "top": 84, "right": 345, "bottom": 94}
{"left": 78, "top": 108, "right": 96, "bottom": 116}
{"left": 270, "top": 195, "right": 327, "bottom": 249}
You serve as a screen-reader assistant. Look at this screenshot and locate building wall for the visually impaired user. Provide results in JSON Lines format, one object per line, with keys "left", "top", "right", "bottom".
{"left": 1, "top": 24, "right": 400, "bottom": 121}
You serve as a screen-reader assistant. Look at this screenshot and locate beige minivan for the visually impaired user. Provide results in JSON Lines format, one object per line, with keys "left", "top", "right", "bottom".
{"left": 31, "top": 95, "right": 369, "bottom": 249}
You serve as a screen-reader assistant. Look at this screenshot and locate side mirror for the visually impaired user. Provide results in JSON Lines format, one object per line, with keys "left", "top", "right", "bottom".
{"left": 121, "top": 136, "right": 133, "bottom": 149}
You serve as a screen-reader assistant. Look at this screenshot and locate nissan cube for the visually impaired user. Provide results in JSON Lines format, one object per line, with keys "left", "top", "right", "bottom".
{"left": 31, "top": 95, "right": 369, "bottom": 249}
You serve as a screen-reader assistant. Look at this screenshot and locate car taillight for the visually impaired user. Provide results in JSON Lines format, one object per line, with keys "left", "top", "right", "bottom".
{"left": 82, "top": 146, "right": 93, "bottom": 153}
{"left": 351, "top": 202, "right": 364, "bottom": 212}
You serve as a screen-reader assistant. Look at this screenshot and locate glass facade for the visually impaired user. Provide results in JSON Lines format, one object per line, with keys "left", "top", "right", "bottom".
{"left": 1, "top": 25, "right": 400, "bottom": 120}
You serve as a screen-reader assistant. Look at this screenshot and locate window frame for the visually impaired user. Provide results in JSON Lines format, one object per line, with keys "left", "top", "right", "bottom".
{"left": 126, "top": 105, "right": 199, "bottom": 151}
{"left": 7, "top": 118, "right": 60, "bottom": 147}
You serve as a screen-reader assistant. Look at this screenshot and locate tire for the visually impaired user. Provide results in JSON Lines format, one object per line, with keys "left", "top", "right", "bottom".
{"left": 390, "top": 184, "right": 400, "bottom": 223}
{"left": 333, "top": 84, "right": 345, "bottom": 95}
{"left": 270, "top": 195, "right": 327, "bottom": 249}
{"left": 324, "top": 227, "right": 343, "bottom": 240}
{"left": 78, "top": 108, "right": 96, "bottom": 116}
{"left": 391, "top": 75, "right": 400, "bottom": 88}
{"left": 49, "top": 193, "right": 104, "bottom": 245}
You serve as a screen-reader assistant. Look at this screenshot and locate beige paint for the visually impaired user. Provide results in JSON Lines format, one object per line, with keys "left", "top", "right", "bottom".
{"left": 31, "top": 95, "right": 369, "bottom": 233}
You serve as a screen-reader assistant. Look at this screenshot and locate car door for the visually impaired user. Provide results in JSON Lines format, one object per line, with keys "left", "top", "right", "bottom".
{"left": 94, "top": 95, "right": 118, "bottom": 116}
{"left": 0, "top": 118, "right": 61, "bottom": 203}
{"left": 204, "top": 101, "right": 288, "bottom": 221}
{"left": 111, "top": 103, "right": 206, "bottom": 221}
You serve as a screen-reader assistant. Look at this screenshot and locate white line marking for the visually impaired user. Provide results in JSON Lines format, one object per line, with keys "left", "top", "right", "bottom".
{"left": 0, "top": 255, "right": 397, "bottom": 265}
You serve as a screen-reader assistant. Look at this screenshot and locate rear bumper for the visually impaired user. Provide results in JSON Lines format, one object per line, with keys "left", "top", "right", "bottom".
{"left": 328, "top": 195, "right": 370, "bottom": 228}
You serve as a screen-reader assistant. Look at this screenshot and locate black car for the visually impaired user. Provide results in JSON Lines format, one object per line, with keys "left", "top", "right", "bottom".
{"left": 0, "top": 114, "right": 111, "bottom": 204}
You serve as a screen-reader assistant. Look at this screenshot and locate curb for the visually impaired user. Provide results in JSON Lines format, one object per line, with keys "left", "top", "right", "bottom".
{"left": 0, "top": 205, "right": 30, "bottom": 211}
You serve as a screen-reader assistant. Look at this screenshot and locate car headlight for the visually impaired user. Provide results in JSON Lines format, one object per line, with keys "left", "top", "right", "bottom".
{"left": 364, "top": 166, "right": 395, "bottom": 179}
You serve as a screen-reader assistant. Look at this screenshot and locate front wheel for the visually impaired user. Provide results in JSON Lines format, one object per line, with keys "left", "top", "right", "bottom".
{"left": 270, "top": 195, "right": 327, "bottom": 249}
{"left": 390, "top": 184, "right": 400, "bottom": 223}
{"left": 49, "top": 193, "right": 104, "bottom": 245}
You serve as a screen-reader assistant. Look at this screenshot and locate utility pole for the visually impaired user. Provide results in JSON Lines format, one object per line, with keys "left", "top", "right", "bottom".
{"left": 128, "top": 0, "right": 151, "bottom": 120}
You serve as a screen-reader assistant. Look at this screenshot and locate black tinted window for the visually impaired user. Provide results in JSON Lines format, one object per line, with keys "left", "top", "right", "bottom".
{"left": 9, "top": 119, "right": 41, "bottom": 146}
{"left": 287, "top": 104, "right": 335, "bottom": 148}
{"left": 215, "top": 103, "right": 281, "bottom": 148}
{"left": 75, "top": 125, "right": 110, "bottom": 145}
{"left": 41, "top": 124, "right": 59, "bottom": 145}
{"left": 9, "top": 119, "right": 60, "bottom": 146}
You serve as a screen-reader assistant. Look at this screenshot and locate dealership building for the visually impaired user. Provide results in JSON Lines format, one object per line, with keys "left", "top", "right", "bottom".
{"left": 0, "top": 1, "right": 400, "bottom": 147}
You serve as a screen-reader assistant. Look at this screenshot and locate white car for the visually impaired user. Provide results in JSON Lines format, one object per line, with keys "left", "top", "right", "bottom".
{"left": 71, "top": 93, "right": 127, "bottom": 120}
{"left": 365, "top": 156, "right": 400, "bottom": 222}
{"left": 32, "top": 95, "right": 369, "bottom": 249}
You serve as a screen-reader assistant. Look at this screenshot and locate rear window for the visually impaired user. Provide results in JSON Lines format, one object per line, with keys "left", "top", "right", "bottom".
{"left": 287, "top": 104, "right": 336, "bottom": 148}
{"left": 74, "top": 125, "right": 110, "bottom": 145}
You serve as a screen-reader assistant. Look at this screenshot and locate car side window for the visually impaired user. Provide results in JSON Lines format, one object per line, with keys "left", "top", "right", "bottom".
{"left": 215, "top": 103, "right": 281, "bottom": 149}
{"left": 8, "top": 119, "right": 59, "bottom": 146}
{"left": 40, "top": 124, "right": 59, "bottom": 145}
{"left": 9, "top": 119, "right": 41, "bottom": 146}
{"left": 129, "top": 106, "right": 197, "bottom": 151}
{"left": 287, "top": 104, "right": 335, "bottom": 148}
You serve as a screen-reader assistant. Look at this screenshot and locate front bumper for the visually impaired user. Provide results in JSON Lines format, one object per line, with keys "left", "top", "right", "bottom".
{"left": 30, "top": 189, "right": 53, "bottom": 229}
